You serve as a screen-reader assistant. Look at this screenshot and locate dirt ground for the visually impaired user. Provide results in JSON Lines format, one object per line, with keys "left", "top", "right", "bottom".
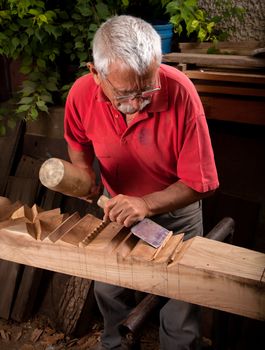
{"left": 0, "top": 315, "right": 160, "bottom": 350}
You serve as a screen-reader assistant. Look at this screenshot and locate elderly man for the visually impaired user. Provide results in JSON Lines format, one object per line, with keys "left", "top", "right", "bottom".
{"left": 64, "top": 15, "right": 219, "bottom": 350}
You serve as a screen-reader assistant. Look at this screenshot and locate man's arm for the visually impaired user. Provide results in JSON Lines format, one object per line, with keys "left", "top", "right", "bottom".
{"left": 143, "top": 181, "right": 214, "bottom": 216}
{"left": 68, "top": 145, "right": 93, "bottom": 171}
{"left": 67, "top": 145, "right": 100, "bottom": 200}
{"left": 102, "top": 181, "right": 215, "bottom": 227}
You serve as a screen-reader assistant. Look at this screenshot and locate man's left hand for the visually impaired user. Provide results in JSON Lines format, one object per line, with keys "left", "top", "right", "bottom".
{"left": 102, "top": 194, "right": 150, "bottom": 227}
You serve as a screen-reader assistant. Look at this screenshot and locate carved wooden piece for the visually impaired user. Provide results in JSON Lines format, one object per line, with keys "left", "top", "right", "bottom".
{"left": 0, "top": 202, "right": 264, "bottom": 321}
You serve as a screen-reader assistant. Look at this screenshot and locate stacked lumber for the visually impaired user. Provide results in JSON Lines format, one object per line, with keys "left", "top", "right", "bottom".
{"left": 162, "top": 47, "right": 265, "bottom": 126}
{"left": 0, "top": 200, "right": 264, "bottom": 321}
{"left": 162, "top": 52, "right": 265, "bottom": 69}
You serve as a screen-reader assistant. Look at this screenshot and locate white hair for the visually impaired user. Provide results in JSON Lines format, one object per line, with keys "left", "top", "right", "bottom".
{"left": 92, "top": 15, "right": 162, "bottom": 76}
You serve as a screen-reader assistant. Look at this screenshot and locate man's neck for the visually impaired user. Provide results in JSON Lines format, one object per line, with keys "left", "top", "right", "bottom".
{"left": 125, "top": 112, "right": 138, "bottom": 125}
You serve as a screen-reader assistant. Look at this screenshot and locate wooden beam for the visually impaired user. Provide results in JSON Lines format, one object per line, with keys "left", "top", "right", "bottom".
{"left": 162, "top": 53, "right": 265, "bottom": 69}
{"left": 200, "top": 95, "right": 265, "bottom": 125}
{"left": 193, "top": 84, "right": 265, "bottom": 97}
{"left": 0, "top": 120, "right": 22, "bottom": 194}
{"left": 178, "top": 41, "right": 263, "bottom": 56}
{"left": 184, "top": 70, "right": 265, "bottom": 84}
{"left": 0, "top": 216, "right": 264, "bottom": 321}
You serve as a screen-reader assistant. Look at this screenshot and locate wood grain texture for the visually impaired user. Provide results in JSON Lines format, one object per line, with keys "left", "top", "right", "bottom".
{"left": 0, "top": 219, "right": 264, "bottom": 321}
{"left": 39, "top": 158, "right": 92, "bottom": 198}
{"left": 0, "top": 121, "right": 22, "bottom": 195}
{"left": 200, "top": 94, "right": 265, "bottom": 125}
{"left": 162, "top": 53, "right": 265, "bottom": 68}
{"left": 184, "top": 70, "right": 265, "bottom": 84}
{"left": 57, "top": 276, "right": 93, "bottom": 335}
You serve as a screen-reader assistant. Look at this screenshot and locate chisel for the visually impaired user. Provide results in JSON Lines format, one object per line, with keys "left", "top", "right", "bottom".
{"left": 97, "top": 195, "right": 172, "bottom": 248}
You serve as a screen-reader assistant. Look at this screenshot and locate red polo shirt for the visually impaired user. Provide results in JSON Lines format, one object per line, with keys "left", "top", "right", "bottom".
{"left": 64, "top": 64, "right": 219, "bottom": 197}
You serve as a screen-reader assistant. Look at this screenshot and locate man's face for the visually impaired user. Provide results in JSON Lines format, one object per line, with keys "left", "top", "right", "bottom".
{"left": 98, "top": 61, "right": 160, "bottom": 115}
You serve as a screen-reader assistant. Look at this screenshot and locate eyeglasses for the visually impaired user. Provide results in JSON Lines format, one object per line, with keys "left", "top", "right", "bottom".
{"left": 103, "top": 74, "right": 161, "bottom": 103}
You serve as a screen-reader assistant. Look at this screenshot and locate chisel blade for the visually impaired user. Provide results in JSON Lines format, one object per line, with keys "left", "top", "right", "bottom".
{"left": 130, "top": 218, "right": 171, "bottom": 248}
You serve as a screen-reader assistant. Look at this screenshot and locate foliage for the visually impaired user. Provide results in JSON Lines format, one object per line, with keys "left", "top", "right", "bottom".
{"left": 122, "top": 0, "right": 168, "bottom": 23}
{"left": 0, "top": 0, "right": 129, "bottom": 135}
{"left": 0, "top": 0, "right": 245, "bottom": 135}
{"left": 164, "top": 0, "right": 245, "bottom": 43}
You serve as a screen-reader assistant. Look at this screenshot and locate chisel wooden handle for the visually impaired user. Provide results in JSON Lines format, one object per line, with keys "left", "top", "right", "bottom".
{"left": 97, "top": 195, "right": 111, "bottom": 225}
{"left": 97, "top": 195, "right": 109, "bottom": 209}
{"left": 39, "top": 158, "right": 92, "bottom": 197}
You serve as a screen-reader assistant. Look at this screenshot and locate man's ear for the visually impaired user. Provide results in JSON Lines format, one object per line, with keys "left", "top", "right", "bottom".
{"left": 87, "top": 62, "right": 100, "bottom": 85}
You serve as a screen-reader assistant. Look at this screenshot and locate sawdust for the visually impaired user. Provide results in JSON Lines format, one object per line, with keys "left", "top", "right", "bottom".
{"left": 0, "top": 315, "right": 160, "bottom": 350}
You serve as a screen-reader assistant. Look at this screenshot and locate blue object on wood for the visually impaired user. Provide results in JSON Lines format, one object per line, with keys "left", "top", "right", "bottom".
{"left": 153, "top": 23, "right": 173, "bottom": 54}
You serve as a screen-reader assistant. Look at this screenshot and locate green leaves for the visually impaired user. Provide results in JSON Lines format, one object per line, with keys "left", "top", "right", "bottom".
{"left": 166, "top": 0, "right": 245, "bottom": 42}
{"left": 0, "top": 0, "right": 132, "bottom": 134}
{"left": 16, "top": 104, "right": 31, "bottom": 113}
{"left": 18, "top": 96, "right": 34, "bottom": 104}
{"left": 95, "top": 3, "right": 110, "bottom": 20}
{"left": 36, "top": 100, "right": 48, "bottom": 112}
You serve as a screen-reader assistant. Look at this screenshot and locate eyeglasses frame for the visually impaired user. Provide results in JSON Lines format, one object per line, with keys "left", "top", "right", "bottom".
{"left": 102, "top": 73, "right": 161, "bottom": 103}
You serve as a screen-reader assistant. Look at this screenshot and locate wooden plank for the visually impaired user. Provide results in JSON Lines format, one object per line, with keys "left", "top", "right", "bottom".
{"left": 179, "top": 41, "right": 264, "bottom": 56}
{"left": 0, "top": 259, "right": 21, "bottom": 318}
{"left": 0, "top": 200, "right": 22, "bottom": 222}
{"left": 15, "top": 155, "right": 43, "bottom": 178}
{"left": 25, "top": 107, "right": 64, "bottom": 139}
{"left": 200, "top": 95, "right": 265, "bottom": 125}
{"left": 163, "top": 52, "right": 265, "bottom": 68}
{"left": 0, "top": 156, "right": 44, "bottom": 321}
{"left": 5, "top": 177, "right": 40, "bottom": 207}
{"left": 11, "top": 266, "right": 43, "bottom": 322}
{"left": 184, "top": 70, "right": 265, "bottom": 84}
{"left": 175, "top": 237, "right": 265, "bottom": 318}
{"left": 0, "top": 197, "right": 26, "bottom": 319}
{"left": 193, "top": 84, "right": 265, "bottom": 97}
{"left": 22, "top": 134, "right": 68, "bottom": 160}
{"left": 0, "top": 223, "right": 264, "bottom": 321}
{"left": 0, "top": 121, "right": 22, "bottom": 195}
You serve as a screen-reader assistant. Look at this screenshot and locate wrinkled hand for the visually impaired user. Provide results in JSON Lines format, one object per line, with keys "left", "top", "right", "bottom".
{"left": 103, "top": 194, "right": 150, "bottom": 227}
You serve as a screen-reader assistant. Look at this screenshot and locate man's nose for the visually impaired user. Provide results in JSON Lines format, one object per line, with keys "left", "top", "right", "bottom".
{"left": 128, "top": 96, "right": 142, "bottom": 108}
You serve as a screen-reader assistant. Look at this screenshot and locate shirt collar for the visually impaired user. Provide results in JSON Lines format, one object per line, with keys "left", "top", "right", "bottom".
{"left": 96, "top": 85, "right": 109, "bottom": 102}
{"left": 147, "top": 66, "right": 168, "bottom": 112}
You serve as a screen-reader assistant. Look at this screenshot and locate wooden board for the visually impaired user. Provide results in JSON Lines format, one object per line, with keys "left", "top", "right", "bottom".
{"left": 178, "top": 41, "right": 264, "bottom": 56}
{"left": 200, "top": 95, "right": 265, "bottom": 125}
{"left": 0, "top": 156, "right": 44, "bottom": 320}
{"left": 162, "top": 52, "right": 265, "bottom": 69}
{"left": 11, "top": 266, "right": 43, "bottom": 322}
{"left": 0, "top": 121, "right": 22, "bottom": 195}
{"left": 184, "top": 70, "right": 265, "bottom": 84}
{"left": 0, "top": 123, "right": 22, "bottom": 318}
{"left": 0, "top": 208, "right": 264, "bottom": 321}
{"left": 0, "top": 259, "right": 21, "bottom": 319}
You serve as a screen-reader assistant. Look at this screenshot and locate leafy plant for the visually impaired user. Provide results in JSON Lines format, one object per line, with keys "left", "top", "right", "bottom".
{"left": 0, "top": 0, "right": 129, "bottom": 135}
{"left": 0, "top": 0, "right": 246, "bottom": 135}
{"left": 163, "top": 0, "right": 245, "bottom": 43}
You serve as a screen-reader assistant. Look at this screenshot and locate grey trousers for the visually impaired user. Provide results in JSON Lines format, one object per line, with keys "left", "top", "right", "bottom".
{"left": 94, "top": 201, "right": 203, "bottom": 350}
